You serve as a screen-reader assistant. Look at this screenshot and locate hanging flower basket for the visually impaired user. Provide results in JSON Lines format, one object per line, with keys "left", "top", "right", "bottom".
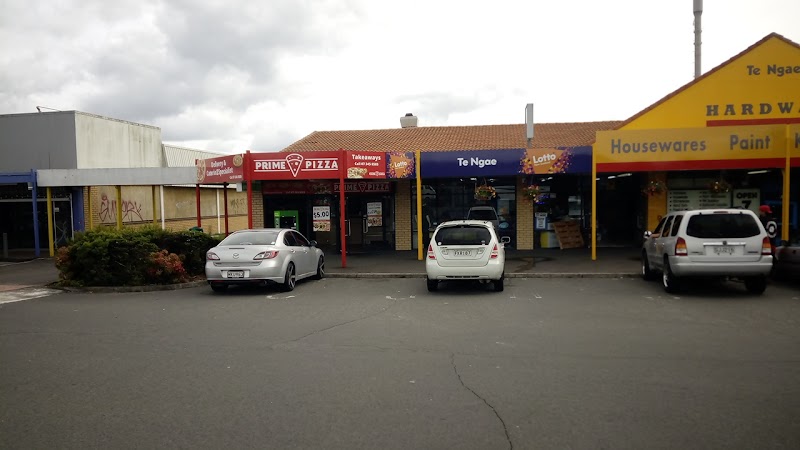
{"left": 641, "top": 180, "right": 667, "bottom": 196}
{"left": 708, "top": 180, "right": 731, "bottom": 194}
{"left": 474, "top": 184, "right": 497, "bottom": 201}
{"left": 521, "top": 184, "right": 541, "bottom": 202}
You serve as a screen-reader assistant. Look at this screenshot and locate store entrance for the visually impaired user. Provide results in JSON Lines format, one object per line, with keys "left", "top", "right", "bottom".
{"left": 338, "top": 195, "right": 393, "bottom": 253}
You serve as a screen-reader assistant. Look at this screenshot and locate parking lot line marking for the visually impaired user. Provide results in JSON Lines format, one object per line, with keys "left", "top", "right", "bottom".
{"left": 0, "top": 288, "right": 61, "bottom": 305}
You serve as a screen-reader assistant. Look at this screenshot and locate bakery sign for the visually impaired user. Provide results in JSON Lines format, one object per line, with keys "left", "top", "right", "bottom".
{"left": 196, "top": 154, "right": 245, "bottom": 183}
{"left": 251, "top": 152, "right": 340, "bottom": 180}
{"left": 346, "top": 151, "right": 385, "bottom": 179}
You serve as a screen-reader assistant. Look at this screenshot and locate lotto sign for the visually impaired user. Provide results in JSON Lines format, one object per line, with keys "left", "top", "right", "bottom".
{"left": 251, "top": 152, "right": 340, "bottom": 180}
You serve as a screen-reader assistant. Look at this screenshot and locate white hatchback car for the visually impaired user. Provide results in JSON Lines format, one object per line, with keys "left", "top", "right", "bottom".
{"left": 425, "top": 220, "right": 510, "bottom": 292}
{"left": 641, "top": 208, "right": 773, "bottom": 294}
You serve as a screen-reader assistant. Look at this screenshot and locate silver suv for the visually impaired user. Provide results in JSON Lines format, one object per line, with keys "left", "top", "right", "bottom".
{"left": 641, "top": 208, "right": 773, "bottom": 294}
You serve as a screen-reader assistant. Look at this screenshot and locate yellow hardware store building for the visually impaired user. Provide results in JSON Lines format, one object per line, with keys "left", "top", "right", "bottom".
{"left": 593, "top": 32, "right": 800, "bottom": 256}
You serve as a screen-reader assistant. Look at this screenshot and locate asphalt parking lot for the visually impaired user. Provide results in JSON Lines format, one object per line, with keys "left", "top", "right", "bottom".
{"left": 1, "top": 277, "right": 799, "bottom": 449}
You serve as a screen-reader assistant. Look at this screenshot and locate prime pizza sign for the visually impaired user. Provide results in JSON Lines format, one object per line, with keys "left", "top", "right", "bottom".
{"left": 252, "top": 152, "right": 340, "bottom": 180}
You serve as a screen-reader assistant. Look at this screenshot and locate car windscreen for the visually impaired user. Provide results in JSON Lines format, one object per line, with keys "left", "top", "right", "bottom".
{"left": 434, "top": 226, "right": 492, "bottom": 245}
{"left": 219, "top": 231, "right": 280, "bottom": 246}
{"left": 685, "top": 214, "right": 761, "bottom": 239}
{"left": 468, "top": 209, "right": 497, "bottom": 221}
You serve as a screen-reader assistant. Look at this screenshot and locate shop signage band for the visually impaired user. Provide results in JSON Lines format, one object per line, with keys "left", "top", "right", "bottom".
{"left": 595, "top": 124, "right": 800, "bottom": 172}
{"left": 420, "top": 147, "right": 591, "bottom": 178}
{"left": 248, "top": 151, "right": 416, "bottom": 181}
{"left": 195, "top": 154, "right": 245, "bottom": 183}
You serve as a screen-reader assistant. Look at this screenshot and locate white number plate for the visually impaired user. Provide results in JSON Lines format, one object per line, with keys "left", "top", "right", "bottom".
{"left": 453, "top": 250, "right": 472, "bottom": 257}
{"left": 713, "top": 246, "right": 734, "bottom": 255}
{"left": 227, "top": 270, "right": 245, "bottom": 278}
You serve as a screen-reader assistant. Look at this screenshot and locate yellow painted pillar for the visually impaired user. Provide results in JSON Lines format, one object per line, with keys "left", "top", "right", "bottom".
{"left": 783, "top": 125, "right": 791, "bottom": 243}
{"left": 152, "top": 185, "right": 158, "bottom": 225}
{"left": 46, "top": 187, "right": 54, "bottom": 257}
{"left": 116, "top": 185, "right": 123, "bottom": 230}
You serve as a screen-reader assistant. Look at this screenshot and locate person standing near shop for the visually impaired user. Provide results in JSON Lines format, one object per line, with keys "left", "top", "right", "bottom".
{"left": 759, "top": 205, "right": 778, "bottom": 254}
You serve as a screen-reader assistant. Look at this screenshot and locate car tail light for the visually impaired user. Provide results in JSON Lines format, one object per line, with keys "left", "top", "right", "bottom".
{"left": 254, "top": 251, "right": 279, "bottom": 260}
{"left": 427, "top": 244, "right": 436, "bottom": 259}
{"left": 490, "top": 244, "right": 499, "bottom": 259}
{"left": 206, "top": 251, "right": 220, "bottom": 261}
{"left": 762, "top": 237, "right": 773, "bottom": 255}
{"left": 675, "top": 237, "right": 688, "bottom": 256}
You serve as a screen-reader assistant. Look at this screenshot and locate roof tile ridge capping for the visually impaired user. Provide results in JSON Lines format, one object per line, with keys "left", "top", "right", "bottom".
{"left": 296, "top": 121, "right": 625, "bottom": 135}
{"left": 614, "top": 32, "right": 799, "bottom": 130}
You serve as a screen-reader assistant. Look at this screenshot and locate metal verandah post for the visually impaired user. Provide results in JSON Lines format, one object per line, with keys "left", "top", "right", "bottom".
{"left": 31, "top": 170, "right": 40, "bottom": 257}
{"left": 223, "top": 182, "right": 229, "bottom": 235}
{"left": 246, "top": 151, "right": 253, "bottom": 229}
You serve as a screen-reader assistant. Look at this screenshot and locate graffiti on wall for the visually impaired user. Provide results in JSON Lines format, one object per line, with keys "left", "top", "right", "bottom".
{"left": 99, "top": 194, "right": 145, "bottom": 223}
{"left": 230, "top": 198, "right": 247, "bottom": 215}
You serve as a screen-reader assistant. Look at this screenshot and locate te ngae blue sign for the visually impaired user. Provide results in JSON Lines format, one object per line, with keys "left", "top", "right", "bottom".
{"left": 420, "top": 147, "right": 591, "bottom": 178}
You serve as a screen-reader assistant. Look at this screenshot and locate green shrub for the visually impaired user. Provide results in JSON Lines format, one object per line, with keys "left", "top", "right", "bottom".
{"left": 55, "top": 227, "right": 222, "bottom": 286}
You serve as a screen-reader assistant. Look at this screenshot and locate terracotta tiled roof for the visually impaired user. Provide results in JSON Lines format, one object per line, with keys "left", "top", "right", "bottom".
{"left": 615, "top": 32, "right": 800, "bottom": 129}
{"left": 280, "top": 121, "right": 623, "bottom": 153}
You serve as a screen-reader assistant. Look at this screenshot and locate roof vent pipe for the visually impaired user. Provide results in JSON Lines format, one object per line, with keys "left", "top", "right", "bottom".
{"left": 400, "top": 113, "right": 418, "bottom": 128}
{"left": 693, "top": 0, "right": 703, "bottom": 78}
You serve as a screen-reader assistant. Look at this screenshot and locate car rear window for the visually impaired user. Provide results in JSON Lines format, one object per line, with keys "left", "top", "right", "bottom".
{"left": 468, "top": 209, "right": 497, "bottom": 221}
{"left": 220, "top": 231, "right": 279, "bottom": 246}
{"left": 434, "top": 226, "right": 492, "bottom": 245}
{"left": 685, "top": 214, "right": 760, "bottom": 239}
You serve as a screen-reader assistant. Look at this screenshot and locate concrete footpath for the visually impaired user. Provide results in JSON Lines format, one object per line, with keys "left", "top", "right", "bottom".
{"left": 0, "top": 247, "right": 642, "bottom": 293}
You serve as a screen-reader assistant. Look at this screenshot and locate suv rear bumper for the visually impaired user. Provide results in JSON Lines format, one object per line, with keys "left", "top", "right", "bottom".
{"left": 668, "top": 256, "right": 773, "bottom": 277}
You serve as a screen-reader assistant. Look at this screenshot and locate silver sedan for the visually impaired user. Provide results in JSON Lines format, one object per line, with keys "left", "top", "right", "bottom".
{"left": 205, "top": 228, "right": 325, "bottom": 293}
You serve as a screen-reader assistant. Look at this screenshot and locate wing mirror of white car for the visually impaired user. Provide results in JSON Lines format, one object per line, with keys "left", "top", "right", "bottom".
{"left": 500, "top": 236, "right": 511, "bottom": 244}
{"left": 643, "top": 231, "right": 653, "bottom": 239}
{"left": 309, "top": 240, "right": 318, "bottom": 247}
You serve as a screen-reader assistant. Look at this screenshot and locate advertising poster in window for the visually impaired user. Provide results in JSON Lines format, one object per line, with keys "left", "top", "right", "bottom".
{"left": 367, "top": 202, "right": 382, "bottom": 227}
{"left": 346, "top": 152, "right": 386, "bottom": 179}
{"left": 312, "top": 206, "right": 331, "bottom": 232}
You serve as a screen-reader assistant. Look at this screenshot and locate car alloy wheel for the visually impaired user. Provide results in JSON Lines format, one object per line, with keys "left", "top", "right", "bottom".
{"left": 662, "top": 258, "right": 679, "bottom": 293}
{"left": 641, "top": 252, "right": 655, "bottom": 281}
{"left": 313, "top": 256, "right": 325, "bottom": 280}
{"left": 283, "top": 263, "right": 296, "bottom": 292}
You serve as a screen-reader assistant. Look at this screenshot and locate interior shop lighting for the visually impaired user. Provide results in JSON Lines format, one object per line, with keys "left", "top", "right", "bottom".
{"left": 747, "top": 170, "right": 769, "bottom": 175}
{"left": 616, "top": 173, "right": 632, "bottom": 178}
{"left": 607, "top": 175, "right": 617, "bottom": 179}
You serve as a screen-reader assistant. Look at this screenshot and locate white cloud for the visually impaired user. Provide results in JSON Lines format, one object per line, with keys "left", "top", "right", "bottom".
{"left": 1, "top": 0, "right": 798, "bottom": 153}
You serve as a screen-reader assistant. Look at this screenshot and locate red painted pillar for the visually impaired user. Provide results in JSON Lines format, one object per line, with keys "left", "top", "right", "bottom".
{"left": 339, "top": 148, "right": 347, "bottom": 268}
{"left": 223, "top": 182, "right": 230, "bottom": 235}
{"left": 195, "top": 184, "right": 201, "bottom": 228}
{"left": 246, "top": 150, "right": 253, "bottom": 229}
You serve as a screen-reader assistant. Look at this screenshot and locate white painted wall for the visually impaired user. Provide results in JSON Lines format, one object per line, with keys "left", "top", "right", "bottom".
{"left": 75, "top": 112, "right": 164, "bottom": 169}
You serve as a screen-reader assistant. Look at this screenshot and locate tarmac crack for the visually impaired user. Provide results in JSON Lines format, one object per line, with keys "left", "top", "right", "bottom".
{"left": 272, "top": 298, "right": 397, "bottom": 347}
{"left": 450, "top": 353, "right": 513, "bottom": 450}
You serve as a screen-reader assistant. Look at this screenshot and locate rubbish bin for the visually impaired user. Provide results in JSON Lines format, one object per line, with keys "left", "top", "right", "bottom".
{"left": 189, "top": 226, "right": 204, "bottom": 232}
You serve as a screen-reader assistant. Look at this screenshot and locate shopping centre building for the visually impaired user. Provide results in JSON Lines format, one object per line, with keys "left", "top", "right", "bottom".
{"left": 2, "top": 33, "right": 798, "bottom": 257}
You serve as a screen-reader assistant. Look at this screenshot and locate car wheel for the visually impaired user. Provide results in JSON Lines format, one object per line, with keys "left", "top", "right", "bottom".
{"left": 493, "top": 275, "right": 504, "bottom": 292}
{"left": 744, "top": 276, "right": 767, "bottom": 295}
{"left": 313, "top": 256, "right": 325, "bottom": 280}
{"left": 662, "top": 258, "right": 681, "bottom": 294}
{"left": 641, "top": 251, "right": 655, "bottom": 281}
{"left": 426, "top": 278, "right": 438, "bottom": 292}
{"left": 210, "top": 283, "right": 228, "bottom": 293}
{"left": 282, "top": 263, "right": 296, "bottom": 292}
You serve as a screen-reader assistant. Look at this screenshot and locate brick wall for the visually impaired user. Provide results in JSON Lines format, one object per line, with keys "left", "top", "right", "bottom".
{"left": 394, "top": 180, "right": 411, "bottom": 250}
{"left": 516, "top": 177, "right": 534, "bottom": 250}
{"left": 251, "top": 182, "right": 264, "bottom": 228}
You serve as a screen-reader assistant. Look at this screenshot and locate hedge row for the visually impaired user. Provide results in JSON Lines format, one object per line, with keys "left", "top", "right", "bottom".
{"left": 55, "top": 226, "right": 221, "bottom": 287}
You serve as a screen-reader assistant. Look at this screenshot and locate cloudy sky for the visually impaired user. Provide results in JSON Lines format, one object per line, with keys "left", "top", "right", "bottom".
{"left": 1, "top": 1, "right": 798, "bottom": 154}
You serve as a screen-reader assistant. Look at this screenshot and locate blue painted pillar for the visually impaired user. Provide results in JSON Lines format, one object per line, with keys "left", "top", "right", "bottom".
{"left": 31, "top": 169, "right": 40, "bottom": 258}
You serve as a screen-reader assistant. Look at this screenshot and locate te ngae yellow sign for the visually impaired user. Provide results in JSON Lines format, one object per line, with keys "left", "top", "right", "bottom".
{"left": 594, "top": 124, "right": 800, "bottom": 172}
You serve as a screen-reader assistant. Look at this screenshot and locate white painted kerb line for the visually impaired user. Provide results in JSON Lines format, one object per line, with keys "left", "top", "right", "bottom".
{"left": 0, "top": 288, "right": 61, "bottom": 305}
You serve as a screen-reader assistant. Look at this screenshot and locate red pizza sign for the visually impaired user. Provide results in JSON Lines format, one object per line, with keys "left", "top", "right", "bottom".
{"left": 251, "top": 152, "right": 340, "bottom": 180}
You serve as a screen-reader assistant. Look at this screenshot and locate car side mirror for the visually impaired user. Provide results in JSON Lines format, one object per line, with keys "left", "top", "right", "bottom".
{"left": 309, "top": 240, "right": 318, "bottom": 247}
{"left": 643, "top": 231, "right": 652, "bottom": 239}
{"left": 501, "top": 236, "right": 511, "bottom": 244}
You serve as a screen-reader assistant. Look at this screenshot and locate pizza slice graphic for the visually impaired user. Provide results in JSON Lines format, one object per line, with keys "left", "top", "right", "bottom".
{"left": 286, "top": 154, "right": 304, "bottom": 178}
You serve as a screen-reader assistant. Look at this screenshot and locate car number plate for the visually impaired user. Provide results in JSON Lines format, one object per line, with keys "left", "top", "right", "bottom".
{"left": 713, "top": 246, "right": 734, "bottom": 255}
{"left": 453, "top": 250, "right": 472, "bottom": 257}
{"left": 227, "top": 270, "right": 245, "bottom": 278}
